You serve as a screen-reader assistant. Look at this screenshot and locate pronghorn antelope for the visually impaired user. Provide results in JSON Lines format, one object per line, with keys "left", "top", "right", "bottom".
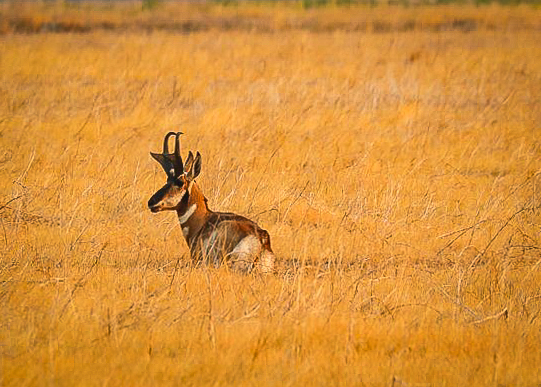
{"left": 147, "top": 132, "right": 275, "bottom": 273}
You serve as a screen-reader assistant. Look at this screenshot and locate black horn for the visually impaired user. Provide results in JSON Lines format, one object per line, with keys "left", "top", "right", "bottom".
{"left": 163, "top": 131, "right": 177, "bottom": 154}
{"left": 151, "top": 131, "right": 182, "bottom": 178}
{"left": 174, "top": 131, "right": 184, "bottom": 176}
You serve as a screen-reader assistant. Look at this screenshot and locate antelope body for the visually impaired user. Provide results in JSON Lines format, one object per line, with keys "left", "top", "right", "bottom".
{"left": 147, "top": 132, "right": 275, "bottom": 273}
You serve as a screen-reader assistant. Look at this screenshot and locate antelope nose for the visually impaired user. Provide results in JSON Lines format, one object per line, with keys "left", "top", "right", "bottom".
{"left": 148, "top": 196, "right": 159, "bottom": 209}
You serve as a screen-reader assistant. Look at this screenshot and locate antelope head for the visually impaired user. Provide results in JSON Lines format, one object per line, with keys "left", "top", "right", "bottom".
{"left": 148, "top": 132, "right": 201, "bottom": 213}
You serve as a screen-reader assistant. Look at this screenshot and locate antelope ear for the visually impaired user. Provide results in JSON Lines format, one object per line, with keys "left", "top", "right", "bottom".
{"left": 186, "top": 151, "right": 202, "bottom": 181}
{"left": 150, "top": 152, "right": 175, "bottom": 177}
{"left": 192, "top": 152, "right": 202, "bottom": 180}
{"left": 184, "top": 151, "right": 194, "bottom": 175}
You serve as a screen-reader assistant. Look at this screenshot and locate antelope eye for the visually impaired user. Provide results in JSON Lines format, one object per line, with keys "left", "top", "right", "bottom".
{"left": 174, "top": 178, "right": 184, "bottom": 187}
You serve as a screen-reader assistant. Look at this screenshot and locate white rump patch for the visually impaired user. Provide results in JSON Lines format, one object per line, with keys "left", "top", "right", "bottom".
{"left": 178, "top": 204, "right": 196, "bottom": 224}
{"left": 231, "top": 235, "right": 260, "bottom": 259}
{"left": 227, "top": 235, "right": 262, "bottom": 273}
{"left": 182, "top": 226, "right": 189, "bottom": 238}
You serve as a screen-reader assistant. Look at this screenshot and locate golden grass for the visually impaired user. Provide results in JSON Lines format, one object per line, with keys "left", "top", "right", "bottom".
{"left": 1, "top": 2, "right": 540, "bottom": 386}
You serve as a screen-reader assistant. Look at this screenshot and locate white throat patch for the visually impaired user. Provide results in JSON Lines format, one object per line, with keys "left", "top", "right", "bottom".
{"left": 178, "top": 204, "right": 197, "bottom": 224}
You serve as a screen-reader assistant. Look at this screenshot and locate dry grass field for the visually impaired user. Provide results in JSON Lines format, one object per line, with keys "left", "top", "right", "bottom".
{"left": 1, "top": 2, "right": 540, "bottom": 386}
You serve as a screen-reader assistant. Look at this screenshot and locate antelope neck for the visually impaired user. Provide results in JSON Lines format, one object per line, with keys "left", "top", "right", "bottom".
{"left": 176, "top": 182, "right": 210, "bottom": 244}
